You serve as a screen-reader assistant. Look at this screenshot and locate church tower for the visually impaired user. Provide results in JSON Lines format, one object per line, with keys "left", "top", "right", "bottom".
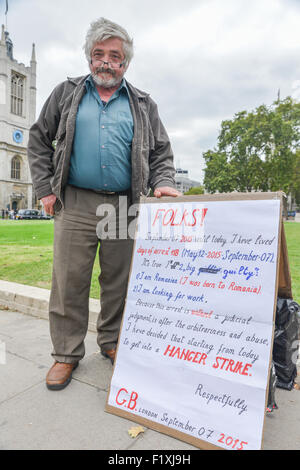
{"left": 0, "top": 25, "right": 36, "bottom": 212}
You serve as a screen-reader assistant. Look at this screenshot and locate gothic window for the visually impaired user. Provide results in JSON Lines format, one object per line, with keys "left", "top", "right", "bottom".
{"left": 11, "top": 72, "right": 24, "bottom": 116}
{"left": 11, "top": 156, "right": 21, "bottom": 180}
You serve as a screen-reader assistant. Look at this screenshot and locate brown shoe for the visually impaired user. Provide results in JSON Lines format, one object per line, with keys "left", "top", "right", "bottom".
{"left": 101, "top": 348, "right": 116, "bottom": 365}
{"left": 46, "top": 362, "right": 78, "bottom": 391}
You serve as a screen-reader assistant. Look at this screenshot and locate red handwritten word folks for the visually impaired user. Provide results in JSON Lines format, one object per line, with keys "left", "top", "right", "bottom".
{"left": 152, "top": 208, "right": 208, "bottom": 227}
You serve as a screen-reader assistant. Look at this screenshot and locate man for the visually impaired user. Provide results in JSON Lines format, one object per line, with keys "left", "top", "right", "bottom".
{"left": 28, "top": 17, "right": 180, "bottom": 391}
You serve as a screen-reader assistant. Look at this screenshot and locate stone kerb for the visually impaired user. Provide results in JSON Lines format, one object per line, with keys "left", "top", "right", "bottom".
{"left": 0, "top": 280, "right": 99, "bottom": 332}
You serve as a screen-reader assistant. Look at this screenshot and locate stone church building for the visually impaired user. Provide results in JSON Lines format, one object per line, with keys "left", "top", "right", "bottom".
{"left": 0, "top": 24, "right": 36, "bottom": 212}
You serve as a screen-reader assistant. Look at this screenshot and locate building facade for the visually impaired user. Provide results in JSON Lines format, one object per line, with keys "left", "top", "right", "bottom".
{"left": 175, "top": 168, "right": 201, "bottom": 193}
{"left": 0, "top": 25, "right": 36, "bottom": 212}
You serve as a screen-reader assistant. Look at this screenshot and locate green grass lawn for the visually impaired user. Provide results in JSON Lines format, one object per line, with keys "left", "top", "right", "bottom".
{"left": 283, "top": 222, "right": 300, "bottom": 303}
{"left": 0, "top": 219, "right": 299, "bottom": 303}
{"left": 0, "top": 220, "right": 101, "bottom": 298}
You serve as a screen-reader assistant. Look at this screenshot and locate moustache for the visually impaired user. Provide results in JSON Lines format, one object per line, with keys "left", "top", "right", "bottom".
{"left": 95, "top": 67, "right": 116, "bottom": 76}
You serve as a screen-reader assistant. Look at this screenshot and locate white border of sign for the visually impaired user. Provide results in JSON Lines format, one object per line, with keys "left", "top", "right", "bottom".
{"left": 106, "top": 192, "right": 287, "bottom": 450}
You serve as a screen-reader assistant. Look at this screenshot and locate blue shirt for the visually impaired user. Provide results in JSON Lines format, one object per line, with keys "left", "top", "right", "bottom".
{"left": 68, "top": 76, "right": 133, "bottom": 191}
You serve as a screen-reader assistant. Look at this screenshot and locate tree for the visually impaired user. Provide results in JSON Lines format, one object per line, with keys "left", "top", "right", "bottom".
{"left": 202, "top": 151, "right": 235, "bottom": 193}
{"left": 184, "top": 186, "right": 205, "bottom": 195}
{"left": 203, "top": 97, "right": 300, "bottom": 196}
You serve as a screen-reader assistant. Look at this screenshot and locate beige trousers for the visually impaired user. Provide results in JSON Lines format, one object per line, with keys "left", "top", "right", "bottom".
{"left": 49, "top": 185, "right": 134, "bottom": 364}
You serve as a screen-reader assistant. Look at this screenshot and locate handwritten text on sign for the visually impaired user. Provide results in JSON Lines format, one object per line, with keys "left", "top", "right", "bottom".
{"left": 108, "top": 199, "right": 280, "bottom": 450}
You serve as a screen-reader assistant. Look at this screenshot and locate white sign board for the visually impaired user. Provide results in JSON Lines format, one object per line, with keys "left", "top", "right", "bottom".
{"left": 106, "top": 195, "right": 282, "bottom": 450}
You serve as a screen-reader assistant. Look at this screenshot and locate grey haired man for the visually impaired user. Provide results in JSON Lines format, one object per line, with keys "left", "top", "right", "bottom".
{"left": 28, "top": 17, "right": 180, "bottom": 390}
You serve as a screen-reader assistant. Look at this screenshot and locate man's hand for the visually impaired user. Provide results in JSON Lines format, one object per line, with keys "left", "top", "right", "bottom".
{"left": 41, "top": 194, "right": 57, "bottom": 216}
{"left": 153, "top": 186, "right": 182, "bottom": 198}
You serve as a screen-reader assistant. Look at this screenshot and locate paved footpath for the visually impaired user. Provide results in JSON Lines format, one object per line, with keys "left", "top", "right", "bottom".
{"left": 1, "top": 308, "right": 300, "bottom": 450}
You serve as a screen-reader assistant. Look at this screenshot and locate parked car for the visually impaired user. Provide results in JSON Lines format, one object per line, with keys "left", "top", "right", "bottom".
{"left": 15, "top": 209, "right": 40, "bottom": 220}
{"left": 39, "top": 211, "right": 52, "bottom": 220}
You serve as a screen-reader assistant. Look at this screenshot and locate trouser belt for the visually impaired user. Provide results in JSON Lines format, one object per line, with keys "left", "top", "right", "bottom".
{"left": 69, "top": 185, "right": 131, "bottom": 196}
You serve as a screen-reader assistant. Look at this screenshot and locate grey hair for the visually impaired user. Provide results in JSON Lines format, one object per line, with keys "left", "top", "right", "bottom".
{"left": 84, "top": 17, "right": 134, "bottom": 67}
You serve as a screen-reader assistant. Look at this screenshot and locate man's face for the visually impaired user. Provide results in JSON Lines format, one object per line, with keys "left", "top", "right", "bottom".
{"left": 90, "top": 37, "right": 127, "bottom": 88}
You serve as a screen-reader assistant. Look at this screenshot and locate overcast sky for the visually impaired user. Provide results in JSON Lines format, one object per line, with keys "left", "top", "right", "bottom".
{"left": 4, "top": 0, "right": 300, "bottom": 183}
